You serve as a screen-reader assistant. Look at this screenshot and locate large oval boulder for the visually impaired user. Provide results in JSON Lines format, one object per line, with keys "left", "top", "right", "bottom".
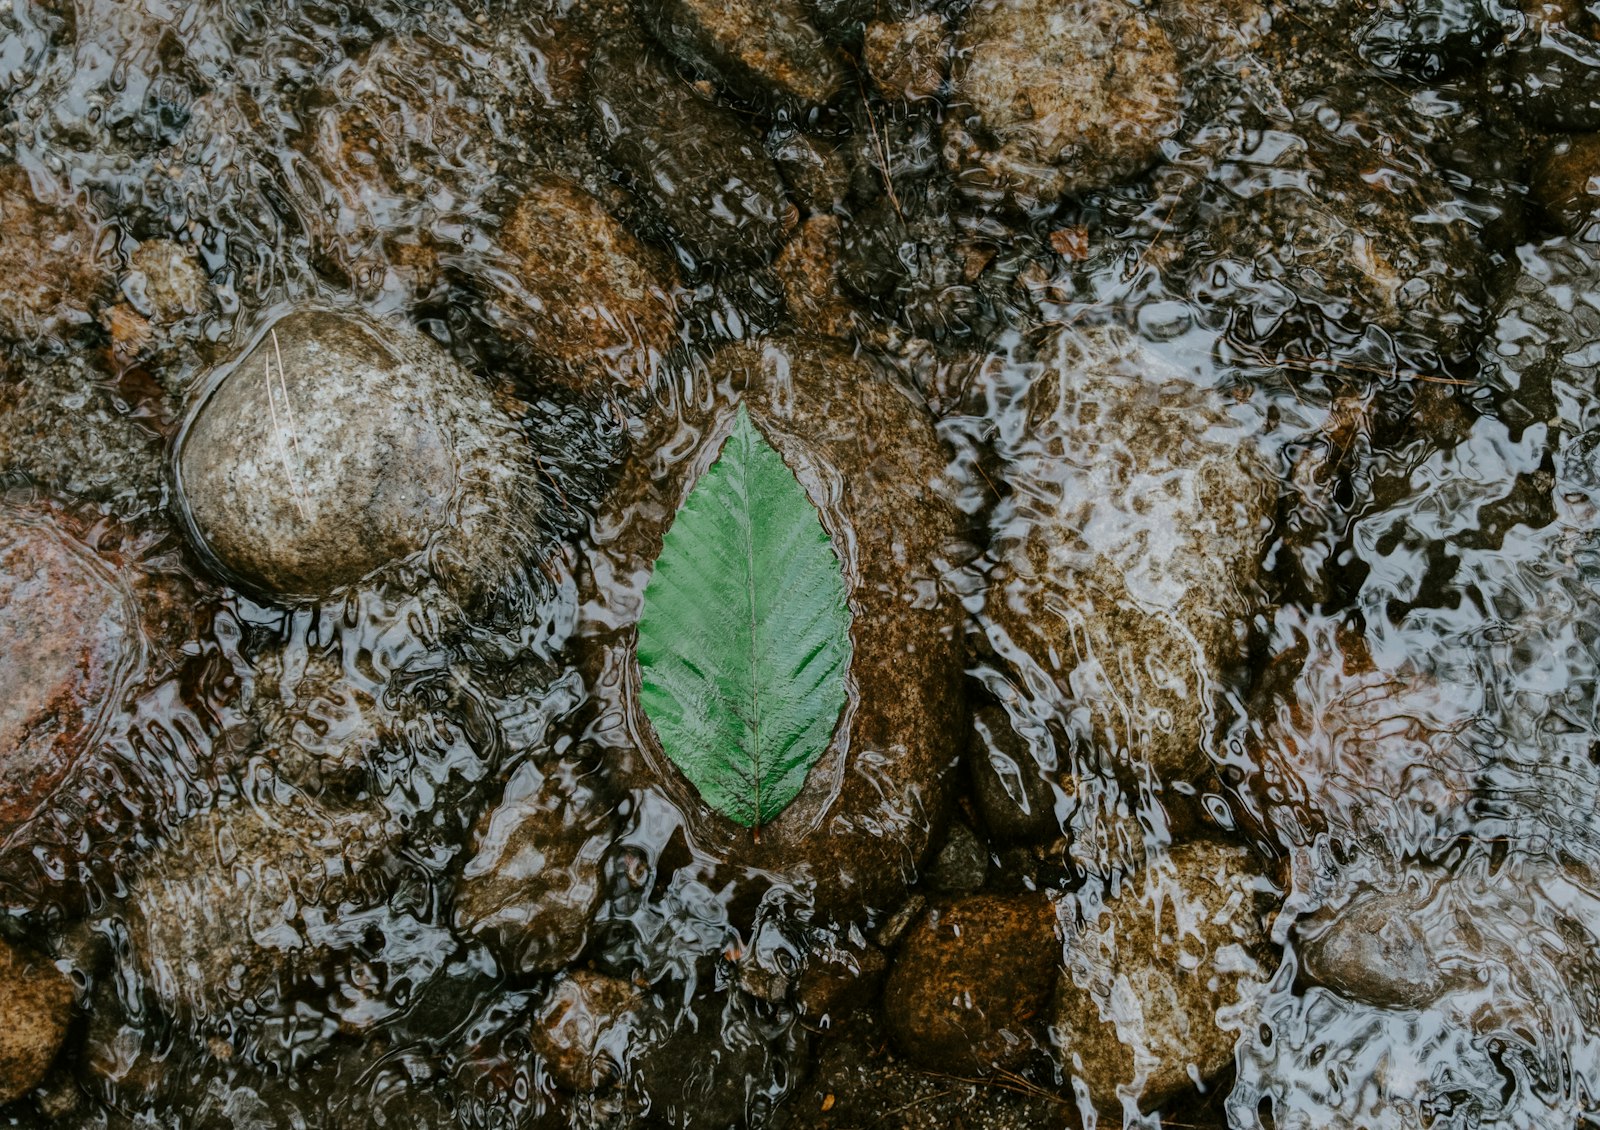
{"left": 578, "top": 336, "right": 966, "bottom": 928}
{"left": 175, "top": 308, "right": 544, "bottom": 603}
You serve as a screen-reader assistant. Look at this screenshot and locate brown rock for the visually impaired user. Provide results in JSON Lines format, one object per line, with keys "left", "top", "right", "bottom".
{"left": 529, "top": 970, "right": 656, "bottom": 1092}
{"left": 124, "top": 798, "right": 395, "bottom": 1023}
{"left": 968, "top": 705, "right": 1062, "bottom": 845}
{"left": 0, "top": 506, "right": 139, "bottom": 839}
{"left": 795, "top": 939, "right": 888, "bottom": 1024}
{"left": 1052, "top": 838, "right": 1274, "bottom": 1112}
{"left": 1533, "top": 134, "right": 1600, "bottom": 236}
{"left": 864, "top": 14, "right": 950, "bottom": 102}
{"left": 1298, "top": 887, "right": 1453, "bottom": 1010}
{"left": 1242, "top": 622, "right": 1478, "bottom": 856}
{"left": 882, "top": 893, "right": 1059, "bottom": 1074}
{"left": 0, "top": 164, "right": 110, "bottom": 345}
{"left": 483, "top": 175, "right": 678, "bottom": 393}
{"left": 176, "top": 308, "right": 544, "bottom": 602}
{"left": 981, "top": 326, "right": 1275, "bottom": 785}
{"left": 453, "top": 756, "right": 618, "bottom": 975}
{"left": 587, "top": 35, "right": 794, "bottom": 266}
{"left": 943, "top": 0, "right": 1182, "bottom": 212}
{"left": 765, "top": 125, "right": 851, "bottom": 216}
{"left": 637, "top": 0, "right": 845, "bottom": 108}
{"left": 0, "top": 353, "right": 167, "bottom": 506}
{"left": 775, "top": 215, "right": 862, "bottom": 341}
{"left": 0, "top": 938, "right": 73, "bottom": 1104}
{"left": 579, "top": 337, "right": 966, "bottom": 927}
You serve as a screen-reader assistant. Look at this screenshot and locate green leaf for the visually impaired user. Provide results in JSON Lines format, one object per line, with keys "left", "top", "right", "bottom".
{"left": 636, "top": 404, "right": 853, "bottom": 828}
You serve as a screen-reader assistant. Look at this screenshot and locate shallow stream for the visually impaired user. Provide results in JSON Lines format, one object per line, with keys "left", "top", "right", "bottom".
{"left": 2, "top": 0, "right": 1599, "bottom": 1126}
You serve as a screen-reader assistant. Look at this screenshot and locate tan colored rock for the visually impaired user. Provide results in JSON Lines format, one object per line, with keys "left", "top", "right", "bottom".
{"left": 775, "top": 215, "right": 861, "bottom": 341}
{"left": 0, "top": 938, "right": 73, "bottom": 1104}
{"left": 0, "top": 507, "right": 139, "bottom": 839}
{"left": 176, "top": 308, "right": 544, "bottom": 602}
{"left": 981, "top": 326, "right": 1275, "bottom": 783}
{"left": 124, "top": 240, "right": 211, "bottom": 325}
{"left": 124, "top": 799, "right": 392, "bottom": 1023}
{"left": 1053, "top": 838, "right": 1274, "bottom": 1112}
{"left": 943, "top": 0, "right": 1182, "bottom": 212}
{"left": 864, "top": 14, "right": 950, "bottom": 101}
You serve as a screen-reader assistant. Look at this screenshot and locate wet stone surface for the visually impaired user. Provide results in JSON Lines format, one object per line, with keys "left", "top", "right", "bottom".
{"left": 176, "top": 308, "right": 545, "bottom": 604}
{"left": 882, "top": 892, "right": 1059, "bottom": 1075}
{"left": 8, "top": 0, "right": 1600, "bottom": 1125}
{"left": 580, "top": 335, "right": 967, "bottom": 931}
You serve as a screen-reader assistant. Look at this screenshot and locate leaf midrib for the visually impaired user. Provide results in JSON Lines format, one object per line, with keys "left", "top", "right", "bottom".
{"left": 735, "top": 415, "right": 765, "bottom": 824}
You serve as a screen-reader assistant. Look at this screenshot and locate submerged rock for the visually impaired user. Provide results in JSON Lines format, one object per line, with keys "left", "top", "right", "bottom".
{"left": 0, "top": 938, "right": 73, "bottom": 1104}
{"left": 587, "top": 36, "right": 793, "bottom": 266}
{"left": 1298, "top": 887, "right": 1453, "bottom": 1010}
{"left": 942, "top": 0, "right": 1182, "bottom": 212}
{"left": 0, "top": 164, "right": 110, "bottom": 347}
{"left": 482, "top": 174, "right": 679, "bottom": 393}
{"left": 774, "top": 215, "right": 863, "bottom": 341}
{"left": 0, "top": 353, "right": 167, "bottom": 509}
{"left": 123, "top": 798, "right": 402, "bottom": 1025}
{"left": 176, "top": 308, "right": 545, "bottom": 603}
{"left": 1053, "top": 838, "right": 1274, "bottom": 1113}
{"left": 1532, "top": 133, "right": 1600, "bottom": 237}
{"left": 980, "top": 326, "right": 1274, "bottom": 784}
{"left": 452, "top": 755, "right": 618, "bottom": 975}
{"left": 1510, "top": 0, "right": 1600, "bottom": 131}
{"left": 580, "top": 336, "right": 966, "bottom": 927}
{"left": 637, "top": 0, "right": 844, "bottom": 108}
{"left": 864, "top": 14, "right": 950, "bottom": 102}
{"left": 529, "top": 970, "right": 657, "bottom": 1092}
{"left": 0, "top": 507, "right": 140, "bottom": 842}
{"left": 1180, "top": 90, "right": 1509, "bottom": 371}
{"left": 123, "top": 239, "right": 212, "bottom": 327}
{"left": 882, "top": 893, "right": 1058, "bottom": 1075}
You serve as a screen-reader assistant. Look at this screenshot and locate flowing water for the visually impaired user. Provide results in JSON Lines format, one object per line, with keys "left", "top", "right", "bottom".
{"left": 1, "top": 0, "right": 1598, "bottom": 1126}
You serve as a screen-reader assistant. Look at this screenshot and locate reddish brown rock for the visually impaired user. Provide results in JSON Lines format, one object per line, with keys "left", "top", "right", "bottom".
{"left": 482, "top": 175, "right": 679, "bottom": 393}
{"left": 0, "top": 506, "right": 139, "bottom": 837}
{"left": 882, "top": 893, "right": 1059, "bottom": 1074}
{"left": 0, "top": 164, "right": 111, "bottom": 345}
